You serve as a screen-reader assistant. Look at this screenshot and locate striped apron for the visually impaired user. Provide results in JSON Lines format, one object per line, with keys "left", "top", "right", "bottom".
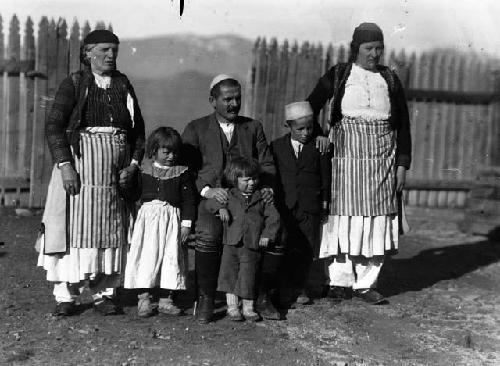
{"left": 330, "top": 115, "right": 397, "bottom": 217}
{"left": 69, "top": 128, "right": 130, "bottom": 249}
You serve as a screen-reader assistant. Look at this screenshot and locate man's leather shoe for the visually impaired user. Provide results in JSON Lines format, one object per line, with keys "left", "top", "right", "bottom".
{"left": 353, "top": 289, "right": 386, "bottom": 305}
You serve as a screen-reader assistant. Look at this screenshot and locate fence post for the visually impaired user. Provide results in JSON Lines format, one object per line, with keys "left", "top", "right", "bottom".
{"left": 0, "top": 15, "right": 5, "bottom": 183}
{"left": 4, "top": 15, "right": 21, "bottom": 181}
{"left": 21, "top": 17, "right": 35, "bottom": 181}
{"left": 29, "top": 17, "right": 49, "bottom": 207}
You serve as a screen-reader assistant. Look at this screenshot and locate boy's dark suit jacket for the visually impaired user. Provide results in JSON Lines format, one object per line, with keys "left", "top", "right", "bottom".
{"left": 271, "top": 134, "right": 331, "bottom": 215}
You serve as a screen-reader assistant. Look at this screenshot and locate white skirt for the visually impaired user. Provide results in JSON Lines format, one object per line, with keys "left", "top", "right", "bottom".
{"left": 319, "top": 214, "right": 399, "bottom": 259}
{"left": 124, "top": 200, "right": 187, "bottom": 290}
{"left": 37, "top": 239, "right": 123, "bottom": 283}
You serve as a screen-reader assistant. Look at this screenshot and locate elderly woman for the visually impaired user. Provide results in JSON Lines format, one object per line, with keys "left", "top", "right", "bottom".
{"left": 308, "top": 23, "right": 411, "bottom": 304}
{"left": 37, "top": 29, "right": 145, "bottom": 316}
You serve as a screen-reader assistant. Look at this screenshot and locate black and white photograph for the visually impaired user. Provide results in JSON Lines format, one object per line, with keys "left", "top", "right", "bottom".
{"left": 0, "top": 1, "right": 499, "bottom": 365}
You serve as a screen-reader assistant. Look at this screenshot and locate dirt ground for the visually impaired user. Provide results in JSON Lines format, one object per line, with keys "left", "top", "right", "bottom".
{"left": 1, "top": 206, "right": 499, "bottom": 366}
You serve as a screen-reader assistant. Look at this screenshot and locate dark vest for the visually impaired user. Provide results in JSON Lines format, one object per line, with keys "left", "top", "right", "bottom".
{"left": 82, "top": 81, "right": 132, "bottom": 129}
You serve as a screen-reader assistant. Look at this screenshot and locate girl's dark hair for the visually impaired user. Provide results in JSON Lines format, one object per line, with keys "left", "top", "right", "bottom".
{"left": 146, "top": 127, "right": 182, "bottom": 159}
{"left": 223, "top": 157, "right": 260, "bottom": 188}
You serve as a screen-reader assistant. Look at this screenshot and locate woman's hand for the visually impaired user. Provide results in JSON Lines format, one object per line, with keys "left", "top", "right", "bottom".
{"left": 259, "top": 237, "right": 269, "bottom": 248}
{"left": 396, "top": 166, "right": 406, "bottom": 192}
{"left": 218, "top": 208, "right": 230, "bottom": 223}
{"left": 60, "top": 164, "right": 81, "bottom": 196}
{"left": 315, "top": 136, "right": 331, "bottom": 154}
{"left": 260, "top": 187, "right": 274, "bottom": 204}
{"left": 180, "top": 226, "right": 191, "bottom": 244}
{"left": 119, "top": 164, "right": 139, "bottom": 188}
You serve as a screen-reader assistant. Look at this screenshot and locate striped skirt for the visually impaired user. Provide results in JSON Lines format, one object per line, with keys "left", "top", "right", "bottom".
{"left": 320, "top": 115, "right": 398, "bottom": 258}
{"left": 69, "top": 129, "right": 130, "bottom": 249}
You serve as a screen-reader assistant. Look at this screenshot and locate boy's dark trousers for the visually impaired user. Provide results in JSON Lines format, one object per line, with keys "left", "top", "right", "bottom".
{"left": 281, "top": 206, "right": 321, "bottom": 300}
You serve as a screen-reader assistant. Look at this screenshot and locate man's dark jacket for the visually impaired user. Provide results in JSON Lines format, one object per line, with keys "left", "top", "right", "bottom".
{"left": 181, "top": 113, "right": 275, "bottom": 191}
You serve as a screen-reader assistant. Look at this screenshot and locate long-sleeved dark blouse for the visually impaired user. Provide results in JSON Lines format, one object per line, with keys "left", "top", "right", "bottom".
{"left": 139, "top": 159, "right": 197, "bottom": 222}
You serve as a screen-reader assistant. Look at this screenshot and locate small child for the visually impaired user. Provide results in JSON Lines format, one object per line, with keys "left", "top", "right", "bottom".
{"left": 205, "top": 157, "right": 280, "bottom": 322}
{"left": 271, "top": 101, "right": 331, "bottom": 306}
{"left": 124, "top": 127, "right": 197, "bottom": 317}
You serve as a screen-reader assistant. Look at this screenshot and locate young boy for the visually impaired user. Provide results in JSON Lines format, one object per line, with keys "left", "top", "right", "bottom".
{"left": 270, "top": 101, "right": 331, "bottom": 306}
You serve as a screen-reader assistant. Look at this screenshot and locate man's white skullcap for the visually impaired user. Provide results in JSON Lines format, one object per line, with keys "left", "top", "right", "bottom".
{"left": 209, "top": 74, "right": 233, "bottom": 91}
{"left": 285, "top": 101, "right": 313, "bottom": 121}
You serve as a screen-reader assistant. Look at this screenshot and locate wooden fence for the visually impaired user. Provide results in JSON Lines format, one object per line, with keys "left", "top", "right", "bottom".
{"left": 0, "top": 15, "right": 110, "bottom": 207}
{"left": 244, "top": 38, "right": 500, "bottom": 207}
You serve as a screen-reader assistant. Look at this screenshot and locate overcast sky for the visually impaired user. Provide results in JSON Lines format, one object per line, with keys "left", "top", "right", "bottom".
{"left": 2, "top": 0, "right": 500, "bottom": 56}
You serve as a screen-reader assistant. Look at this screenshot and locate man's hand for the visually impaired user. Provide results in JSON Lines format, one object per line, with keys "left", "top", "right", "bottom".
{"left": 180, "top": 226, "right": 191, "bottom": 244}
{"left": 60, "top": 164, "right": 80, "bottom": 196}
{"left": 260, "top": 187, "right": 274, "bottom": 204}
{"left": 119, "top": 164, "right": 139, "bottom": 188}
{"left": 205, "top": 187, "right": 229, "bottom": 204}
{"left": 259, "top": 237, "right": 269, "bottom": 248}
{"left": 218, "top": 208, "right": 230, "bottom": 223}
{"left": 315, "top": 136, "right": 331, "bottom": 154}
{"left": 396, "top": 166, "right": 406, "bottom": 192}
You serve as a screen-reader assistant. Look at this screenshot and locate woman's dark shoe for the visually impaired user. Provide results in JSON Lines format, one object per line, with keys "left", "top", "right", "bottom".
{"left": 94, "top": 297, "right": 122, "bottom": 315}
{"left": 195, "top": 295, "right": 214, "bottom": 324}
{"left": 327, "top": 286, "right": 351, "bottom": 302}
{"left": 353, "top": 289, "right": 387, "bottom": 305}
{"left": 53, "top": 302, "right": 76, "bottom": 316}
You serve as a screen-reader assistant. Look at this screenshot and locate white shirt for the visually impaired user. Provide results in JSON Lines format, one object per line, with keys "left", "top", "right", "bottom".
{"left": 290, "top": 138, "right": 303, "bottom": 158}
{"left": 341, "top": 63, "right": 391, "bottom": 120}
{"left": 218, "top": 120, "right": 234, "bottom": 142}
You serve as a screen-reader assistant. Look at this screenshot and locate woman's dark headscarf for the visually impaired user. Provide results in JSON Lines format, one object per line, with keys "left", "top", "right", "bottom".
{"left": 348, "top": 22, "right": 384, "bottom": 62}
{"left": 79, "top": 29, "right": 120, "bottom": 66}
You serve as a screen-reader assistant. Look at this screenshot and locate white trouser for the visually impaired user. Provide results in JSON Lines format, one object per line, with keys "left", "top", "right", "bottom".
{"left": 326, "top": 255, "right": 384, "bottom": 290}
{"left": 52, "top": 274, "right": 120, "bottom": 303}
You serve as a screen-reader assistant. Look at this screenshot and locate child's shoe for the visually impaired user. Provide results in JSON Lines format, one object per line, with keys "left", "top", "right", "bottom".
{"left": 158, "top": 293, "right": 182, "bottom": 316}
{"left": 226, "top": 293, "right": 244, "bottom": 322}
{"left": 137, "top": 293, "right": 156, "bottom": 318}
{"left": 242, "top": 299, "right": 262, "bottom": 322}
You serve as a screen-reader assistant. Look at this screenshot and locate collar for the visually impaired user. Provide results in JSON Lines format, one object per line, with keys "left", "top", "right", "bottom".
{"left": 92, "top": 72, "right": 112, "bottom": 89}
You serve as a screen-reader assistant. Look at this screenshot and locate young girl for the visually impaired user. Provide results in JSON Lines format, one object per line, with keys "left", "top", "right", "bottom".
{"left": 124, "top": 127, "right": 197, "bottom": 317}
{"left": 205, "top": 157, "right": 280, "bottom": 322}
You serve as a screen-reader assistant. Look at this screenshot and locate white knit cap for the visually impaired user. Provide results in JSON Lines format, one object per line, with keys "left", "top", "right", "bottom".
{"left": 209, "top": 74, "right": 233, "bottom": 91}
{"left": 285, "top": 101, "right": 313, "bottom": 121}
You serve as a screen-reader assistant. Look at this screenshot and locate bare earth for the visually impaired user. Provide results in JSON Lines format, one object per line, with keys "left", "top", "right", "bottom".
{"left": 1, "top": 206, "right": 499, "bottom": 366}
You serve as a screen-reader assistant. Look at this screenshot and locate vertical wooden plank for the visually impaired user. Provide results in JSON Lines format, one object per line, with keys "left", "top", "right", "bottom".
{"left": 21, "top": 17, "right": 36, "bottom": 179}
{"left": 275, "top": 40, "right": 290, "bottom": 138}
{"left": 254, "top": 38, "right": 268, "bottom": 124}
{"left": 95, "top": 21, "right": 106, "bottom": 30}
{"left": 413, "top": 52, "right": 430, "bottom": 206}
{"left": 460, "top": 56, "right": 476, "bottom": 181}
{"left": 406, "top": 51, "right": 417, "bottom": 182}
{"left": 337, "top": 44, "right": 346, "bottom": 64}
{"left": 29, "top": 17, "right": 49, "bottom": 207}
{"left": 262, "top": 38, "right": 279, "bottom": 140}
{"left": 4, "top": 15, "right": 21, "bottom": 178}
{"left": 69, "top": 19, "right": 81, "bottom": 74}
{"left": 284, "top": 41, "right": 298, "bottom": 105}
{"left": 82, "top": 21, "right": 91, "bottom": 40}
{"left": 246, "top": 37, "right": 259, "bottom": 118}
{"left": 0, "top": 15, "right": 6, "bottom": 182}
{"left": 56, "top": 18, "right": 68, "bottom": 85}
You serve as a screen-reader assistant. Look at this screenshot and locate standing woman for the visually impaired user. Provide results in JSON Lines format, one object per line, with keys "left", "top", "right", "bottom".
{"left": 37, "top": 30, "right": 145, "bottom": 315}
{"left": 308, "top": 23, "right": 411, "bottom": 304}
